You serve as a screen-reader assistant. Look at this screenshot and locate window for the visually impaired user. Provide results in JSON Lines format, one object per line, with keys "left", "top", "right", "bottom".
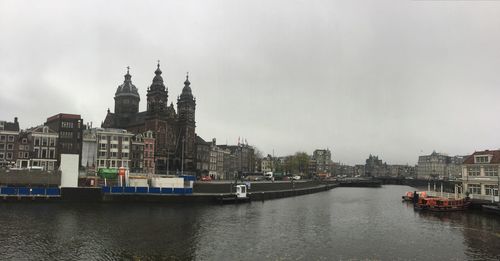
{"left": 34, "top": 138, "right": 40, "bottom": 146}
{"left": 0, "top": 144, "right": 4, "bottom": 150}
{"left": 99, "top": 151, "right": 106, "bottom": 157}
{"left": 100, "top": 143, "right": 107, "bottom": 150}
{"left": 111, "top": 152, "right": 117, "bottom": 158}
{"left": 22, "top": 138, "right": 27, "bottom": 143}
{"left": 7, "top": 144, "right": 13, "bottom": 150}
{"left": 0, "top": 153, "right": 4, "bottom": 159}
{"left": 6, "top": 152, "right": 12, "bottom": 160}
{"left": 123, "top": 145, "right": 129, "bottom": 150}
{"left": 112, "top": 136, "right": 118, "bottom": 141}
{"left": 100, "top": 135, "right": 107, "bottom": 141}
{"left": 61, "top": 122, "right": 74, "bottom": 128}
{"left": 485, "top": 185, "right": 499, "bottom": 196}
{"left": 0, "top": 135, "right": 5, "bottom": 141}
{"left": 8, "top": 135, "right": 14, "bottom": 142}
{"left": 484, "top": 166, "right": 498, "bottom": 176}
{"left": 42, "top": 137, "right": 48, "bottom": 146}
{"left": 49, "top": 138, "right": 55, "bottom": 146}
{"left": 24, "top": 152, "right": 29, "bottom": 158}
{"left": 467, "top": 167, "right": 480, "bottom": 176}
{"left": 19, "top": 152, "right": 23, "bottom": 158}
{"left": 123, "top": 137, "right": 129, "bottom": 142}
{"left": 468, "top": 184, "right": 481, "bottom": 194}
{"left": 42, "top": 149, "right": 47, "bottom": 158}
{"left": 34, "top": 149, "right": 39, "bottom": 158}
{"left": 49, "top": 149, "right": 55, "bottom": 159}
{"left": 122, "top": 152, "right": 129, "bottom": 158}
{"left": 475, "top": 156, "right": 490, "bottom": 164}
{"left": 111, "top": 144, "right": 118, "bottom": 149}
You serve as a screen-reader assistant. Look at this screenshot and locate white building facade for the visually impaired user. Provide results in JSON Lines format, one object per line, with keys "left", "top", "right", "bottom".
{"left": 461, "top": 150, "right": 499, "bottom": 202}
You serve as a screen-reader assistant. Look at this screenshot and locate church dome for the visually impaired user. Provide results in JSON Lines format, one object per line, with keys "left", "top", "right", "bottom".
{"left": 115, "top": 67, "right": 140, "bottom": 98}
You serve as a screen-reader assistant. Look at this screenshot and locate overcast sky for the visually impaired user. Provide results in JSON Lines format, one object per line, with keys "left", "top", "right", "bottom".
{"left": 1, "top": 0, "right": 500, "bottom": 165}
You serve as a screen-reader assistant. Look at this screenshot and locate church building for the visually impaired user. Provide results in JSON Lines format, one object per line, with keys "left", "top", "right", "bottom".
{"left": 102, "top": 62, "right": 197, "bottom": 174}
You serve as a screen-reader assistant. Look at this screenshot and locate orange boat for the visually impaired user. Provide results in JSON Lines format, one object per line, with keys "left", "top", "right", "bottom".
{"left": 414, "top": 196, "right": 471, "bottom": 212}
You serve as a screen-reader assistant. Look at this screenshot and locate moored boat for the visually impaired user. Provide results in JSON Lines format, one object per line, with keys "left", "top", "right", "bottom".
{"left": 414, "top": 196, "right": 471, "bottom": 212}
{"left": 482, "top": 204, "right": 500, "bottom": 215}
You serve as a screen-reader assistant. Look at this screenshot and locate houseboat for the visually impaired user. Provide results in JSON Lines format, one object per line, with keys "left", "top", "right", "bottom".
{"left": 414, "top": 196, "right": 471, "bottom": 212}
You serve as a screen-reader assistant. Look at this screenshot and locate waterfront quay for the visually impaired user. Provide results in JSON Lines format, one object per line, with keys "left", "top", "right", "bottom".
{"left": 1, "top": 185, "right": 499, "bottom": 260}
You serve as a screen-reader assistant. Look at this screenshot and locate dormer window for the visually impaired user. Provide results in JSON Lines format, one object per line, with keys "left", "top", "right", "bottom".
{"left": 474, "top": 155, "right": 491, "bottom": 164}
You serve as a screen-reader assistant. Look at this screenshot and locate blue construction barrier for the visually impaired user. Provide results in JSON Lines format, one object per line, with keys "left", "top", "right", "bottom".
{"left": 18, "top": 188, "right": 30, "bottom": 195}
{"left": 161, "top": 188, "right": 173, "bottom": 194}
{"left": 46, "top": 188, "right": 60, "bottom": 196}
{"left": 124, "top": 187, "right": 136, "bottom": 193}
{"left": 1, "top": 187, "right": 17, "bottom": 195}
{"left": 149, "top": 187, "right": 161, "bottom": 194}
{"left": 136, "top": 187, "right": 148, "bottom": 193}
{"left": 173, "top": 188, "right": 184, "bottom": 194}
{"left": 31, "top": 188, "right": 46, "bottom": 195}
{"left": 100, "top": 186, "right": 192, "bottom": 195}
{"left": 111, "top": 187, "right": 124, "bottom": 193}
{"left": 0, "top": 187, "right": 61, "bottom": 196}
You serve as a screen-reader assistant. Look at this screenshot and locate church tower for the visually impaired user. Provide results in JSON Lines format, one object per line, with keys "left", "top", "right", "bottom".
{"left": 177, "top": 73, "right": 196, "bottom": 171}
{"left": 146, "top": 62, "right": 169, "bottom": 114}
{"left": 114, "top": 67, "right": 140, "bottom": 116}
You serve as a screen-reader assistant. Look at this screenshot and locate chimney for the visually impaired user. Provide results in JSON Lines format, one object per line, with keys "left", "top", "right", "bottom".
{"left": 14, "top": 117, "right": 18, "bottom": 123}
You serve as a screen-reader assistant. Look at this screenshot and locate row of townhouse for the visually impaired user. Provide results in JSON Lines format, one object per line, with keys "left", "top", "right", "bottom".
{"left": 0, "top": 117, "right": 60, "bottom": 171}
{"left": 81, "top": 128, "right": 156, "bottom": 175}
{"left": 195, "top": 136, "right": 254, "bottom": 180}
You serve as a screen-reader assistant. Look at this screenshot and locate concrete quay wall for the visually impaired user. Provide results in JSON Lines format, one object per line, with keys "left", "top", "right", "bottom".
{"left": 193, "top": 180, "right": 324, "bottom": 194}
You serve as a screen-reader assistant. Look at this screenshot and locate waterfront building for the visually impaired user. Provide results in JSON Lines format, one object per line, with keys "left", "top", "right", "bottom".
{"left": 387, "top": 164, "right": 416, "bottom": 178}
{"left": 461, "top": 150, "right": 499, "bottom": 201}
{"left": 143, "top": 130, "right": 155, "bottom": 175}
{"left": 0, "top": 117, "right": 20, "bottom": 168}
{"left": 261, "top": 155, "right": 273, "bottom": 173}
{"left": 102, "top": 64, "right": 197, "bottom": 174}
{"left": 195, "top": 135, "right": 210, "bottom": 177}
{"left": 82, "top": 128, "right": 98, "bottom": 173}
{"left": 365, "top": 155, "right": 388, "bottom": 177}
{"left": 354, "top": 164, "right": 365, "bottom": 177}
{"left": 15, "top": 131, "right": 31, "bottom": 168}
{"left": 45, "top": 113, "right": 84, "bottom": 167}
{"left": 94, "top": 128, "right": 134, "bottom": 170}
{"left": 219, "top": 145, "right": 255, "bottom": 174}
{"left": 130, "top": 133, "right": 145, "bottom": 173}
{"left": 417, "top": 151, "right": 464, "bottom": 180}
{"left": 312, "top": 149, "right": 332, "bottom": 174}
{"left": 447, "top": 155, "right": 464, "bottom": 180}
{"left": 27, "top": 125, "right": 58, "bottom": 171}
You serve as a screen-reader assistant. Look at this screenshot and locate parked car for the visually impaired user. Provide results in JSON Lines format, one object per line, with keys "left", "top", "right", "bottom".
{"left": 292, "top": 175, "right": 301, "bottom": 180}
{"left": 201, "top": 176, "right": 212, "bottom": 181}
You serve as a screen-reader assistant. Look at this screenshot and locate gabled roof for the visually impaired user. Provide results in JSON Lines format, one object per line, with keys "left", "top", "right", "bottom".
{"left": 463, "top": 150, "right": 500, "bottom": 164}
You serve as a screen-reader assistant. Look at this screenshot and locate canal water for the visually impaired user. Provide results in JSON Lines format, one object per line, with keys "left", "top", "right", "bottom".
{"left": 0, "top": 185, "right": 499, "bottom": 260}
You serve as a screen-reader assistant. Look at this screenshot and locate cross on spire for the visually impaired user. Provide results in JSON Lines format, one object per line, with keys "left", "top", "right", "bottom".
{"left": 157, "top": 60, "right": 160, "bottom": 68}
{"left": 126, "top": 66, "right": 130, "bottom": 74}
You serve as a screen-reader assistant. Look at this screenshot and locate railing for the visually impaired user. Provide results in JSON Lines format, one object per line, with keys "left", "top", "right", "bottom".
{"left": 0, "top": 187, "right": 61, "bottom": 197}
{"left": 469, "top": 193, "right": 499, "bottom": 202}
{"left": 102, "top": 186, "right": 193, "bottom": 195}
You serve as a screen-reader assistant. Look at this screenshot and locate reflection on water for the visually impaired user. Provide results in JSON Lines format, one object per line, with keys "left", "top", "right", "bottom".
{"left": 0, "top": 186, "right": 499, "bottom": 260}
